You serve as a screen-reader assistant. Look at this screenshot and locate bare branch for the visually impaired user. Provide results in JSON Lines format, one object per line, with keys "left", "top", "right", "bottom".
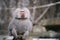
{"left": 35, "top": 7, "right": 50, "bottom": 23}
{"left": 32, "top": 0, "right": 37, "bottom": 22}
{"left": 28, "top": 1, "right": 60, "bottom": 9}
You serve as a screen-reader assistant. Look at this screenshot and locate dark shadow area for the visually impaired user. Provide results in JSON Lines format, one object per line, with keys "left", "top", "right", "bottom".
{"left": 45, "top": 25, "right": 60, "bottom": 32}
{"left": 38, "top": 25, "right": 60, "bottom": 38}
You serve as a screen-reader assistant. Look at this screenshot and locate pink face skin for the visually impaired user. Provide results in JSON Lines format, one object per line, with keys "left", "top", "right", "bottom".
{"left": 20, "top": 11, "right": 25, "bottom": 18}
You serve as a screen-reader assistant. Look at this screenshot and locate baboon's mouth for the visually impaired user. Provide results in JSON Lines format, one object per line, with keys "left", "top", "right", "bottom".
{"left": 21, "top": 14, "right": 25, "bottom": 18}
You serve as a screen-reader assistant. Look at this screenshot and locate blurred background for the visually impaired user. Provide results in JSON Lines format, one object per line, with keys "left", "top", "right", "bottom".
{"left": 0, "top": 0, "right": 60, "bottom": 39}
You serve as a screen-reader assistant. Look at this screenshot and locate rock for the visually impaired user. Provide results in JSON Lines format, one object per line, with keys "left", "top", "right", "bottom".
{"left": 3, "top": 36, "right": 14, "bottom": 40}
{"left": 29, "top": 25, "right": 47, "bottom": 38}
{"left": 48, "top": 30, "right": 57, "bottom": 37}
{"left": 32, "top": 25, "right": 47, "bottom": 34}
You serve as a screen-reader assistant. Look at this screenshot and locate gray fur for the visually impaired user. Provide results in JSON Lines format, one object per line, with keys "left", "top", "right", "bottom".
{"left": 8, "top": 8, "right": 33, "bottom": 39}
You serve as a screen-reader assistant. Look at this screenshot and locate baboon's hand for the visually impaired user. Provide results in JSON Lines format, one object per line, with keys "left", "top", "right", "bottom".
{"left": 22, "top": 31, "right": 29, "bottom": 39}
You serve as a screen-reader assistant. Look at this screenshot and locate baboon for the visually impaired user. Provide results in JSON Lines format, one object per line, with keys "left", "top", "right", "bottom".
{"left": 8, "top": 7, "right": 33, "bottom": 40}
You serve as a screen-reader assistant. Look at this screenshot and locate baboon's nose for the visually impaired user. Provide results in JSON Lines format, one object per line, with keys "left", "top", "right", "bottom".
{"left": 21, "top": 13, "right": 25, "bottom": 18}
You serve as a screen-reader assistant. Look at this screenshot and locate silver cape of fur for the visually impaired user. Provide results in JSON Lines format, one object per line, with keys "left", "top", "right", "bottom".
{"left": 8, "top": 7, "right": 33, "bottom": 39}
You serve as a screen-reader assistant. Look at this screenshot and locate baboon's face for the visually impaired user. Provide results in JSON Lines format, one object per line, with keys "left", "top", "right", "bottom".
{"left": 20, "top": 11, "right": 25, "bottom": 18}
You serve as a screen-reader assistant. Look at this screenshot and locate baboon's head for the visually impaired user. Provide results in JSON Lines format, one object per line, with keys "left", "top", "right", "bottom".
{"left": 20, "top": 10, "right": 25, "bottom": 18}
{"left": 14, "top": 7, "right": 30, "bottom": 19}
